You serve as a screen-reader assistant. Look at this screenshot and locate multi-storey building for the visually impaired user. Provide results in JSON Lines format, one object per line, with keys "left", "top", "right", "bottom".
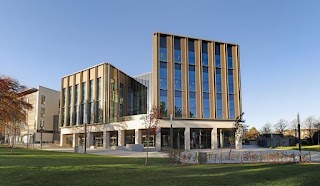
{"left": 59, "top": 32, "right": 242, "bottom": 150}
{"left": 20, "top": 86, "right": 60, "bottom": 143}
{"left": 59, "top": 63, "right": 147, "bottom": 147}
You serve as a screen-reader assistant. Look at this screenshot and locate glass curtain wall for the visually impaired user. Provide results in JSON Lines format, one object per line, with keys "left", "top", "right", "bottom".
{"left": 202, "top": 41, "right": 210, "bottom": 118}
{"left": 227, "top": 45, "right": 235, "bottom": 119}
{"left": 159, "top": 35, "right": 168, "bottom": 116}
{"left": 174, "top": 37, "right": 182, "bottom": 117}
{"left": 215, "top": 43, "right": 223, "bottom": 119}
{"left": 188, "top": 39, "right": 196, "bottom": 118}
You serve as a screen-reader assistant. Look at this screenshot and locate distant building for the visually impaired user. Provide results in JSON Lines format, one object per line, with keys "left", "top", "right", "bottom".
{"left": 19, "top": 86, "right": 60, "bottom": 143}
{"left": 59, "top": 32, "right": 243, "bottom": 150}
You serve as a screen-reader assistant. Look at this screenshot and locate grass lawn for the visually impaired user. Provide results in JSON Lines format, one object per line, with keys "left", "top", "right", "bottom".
{"left": 274, "top": 145, "right": 320, "bottom": 152}
{"left": 1, "top": 147, "right": 320, "bottom": 186}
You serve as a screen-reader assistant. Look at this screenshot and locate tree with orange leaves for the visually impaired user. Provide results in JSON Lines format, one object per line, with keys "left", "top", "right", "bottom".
{"left": 0, "top": 75, "right": 32, "bottom": 150}
{"left": 143, "top": 106, "right": 161, "bottom": 165}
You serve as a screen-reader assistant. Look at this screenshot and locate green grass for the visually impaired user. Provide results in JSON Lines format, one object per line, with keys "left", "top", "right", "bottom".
{"left": 274, "top": 145, "right": 320, "bottom": 152}
{"left": 1, "top": 147, "right": 320, "bottom": 186}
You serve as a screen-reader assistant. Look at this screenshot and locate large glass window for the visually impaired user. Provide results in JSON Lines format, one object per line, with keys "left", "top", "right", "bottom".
{"left": 160, "top": 62, "right": 167, "bottom": 90}
{"left": 202, "top": 93, "right": 210, "bottom": 118}
{"left": 227, "top": 45, "right": 233, "bottom": 69}
{"left": 216, "top": 93, "right": 223, "bottom": 119}
{"left": 61, "top": 88, "right": 66, "bottom": 126}
{"left": 189, "top": 65, "right": 195, "bottom": 91}
{"left": 188, "top": 40, "right": 195, "bottom": 65}
{"left": 174, "top": 37, "right": 181, "bottom": 63}
{"left": 216, "top": 69, "right": 222, "bottom": 93}
{"left": 74, "top": 84, "right": 79, "bottom": 125}
{"left": 202, "top": 41, "right": 208, "bottom": 66}
{"left": 174, "top": 64, "right": 182, "bottom": 91}
{"left": 88, "top": 80, "right": 94, "bottom": 124}
{"left": 189, "top": 91, "right": 196, "bottom": 118}
{"left": 215, "top": 43, "right": 221, "bottom": 68}
{"left": 160, "top": 89, "right": 167, "bottom": 117}
{"left": 229, "top": 94, "right": 235, "bottom": 119}
{"left": 80, "top": 82, "right": 86, "bottom": 124}
{"left": 174, "top": 91, "right": 182, "bottom": 117}
{"left": 96, "top": 78, "right": 102, "bottom": 123}
{"left": 202, "top": 67, "right": 209, "bottom": 93}
{"left": 228, "top": 70, "right": 234, "bottom": 94}
{"left": 190, "top": 128, "right": 212, "bottom": 149}
{"left": 160, "top": 36, "right": 167, "bottom": 62}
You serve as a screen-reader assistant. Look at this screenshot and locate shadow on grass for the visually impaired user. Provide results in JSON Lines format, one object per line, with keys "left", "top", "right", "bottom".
{"left": 1, "top": 147, "right": 320, "bottom": 185}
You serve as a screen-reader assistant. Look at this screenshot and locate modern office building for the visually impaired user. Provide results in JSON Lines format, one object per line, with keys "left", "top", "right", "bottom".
{"left": 59, "top": 32, "right": 242, "bottom": 150}
{"left": 19, "top": 86, "right": 60, "bottom": 143}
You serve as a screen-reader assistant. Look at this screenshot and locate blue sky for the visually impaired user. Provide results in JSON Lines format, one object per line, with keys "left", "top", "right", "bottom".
{"left": 1, "top": 0, "right": 320, "bottom": 130}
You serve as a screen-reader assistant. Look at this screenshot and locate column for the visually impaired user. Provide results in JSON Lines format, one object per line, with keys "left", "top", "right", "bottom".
{"left": 118, "top": 130, "right": 125, "bottom": 146}
{"left": 211, "top": 128, "right": 218, "bottom": 149}
{"left": 72, "top": 133, "right": 76, "bottom": 147}
{"left": 220, "top": 129, "right": 224, "bottom": 148}
{"left": 103, "top": 131, "right": 110, "bottom": 148}
{"left": 135, "top": 129, "right": 141, "bottom": 144}
{"left": 155, "top": 129, "right": 161, "bottom": 151}
{"left": 184, "top": 127, "right": 190, "bottom": 151}
{"left": 60, "top": 134, "right": 66, "bottom": 146}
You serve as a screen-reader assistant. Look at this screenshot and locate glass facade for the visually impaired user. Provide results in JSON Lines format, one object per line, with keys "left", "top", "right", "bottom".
{"left": 159, "top": 35, "right": 168, "bottom": 117}
{"left": 80, "top": 82, "right": 86, "bottom": 124}
{"left": 215, "top": 43, "right": 223, "bottom": 119}
{"left": 74, "top": 84, "right": 79, "bottom": 125}
{"left": 174, "top": 38, "right": 182, "bottom": 117}
{"left": 174, "top": 90, "right": 182, "bottom": 117}
{"left": 174, "top": 37, "right": 181, "bottom": 63}
{"left": 188, "top": 39, "right": 195, "bottom": 65}
{"left": 96, "top": 77, "right": 102, "bottom": 123}
{"left": 88, "top": 80, "right": 94, "bottom": 124}
{"left": 227, "top": 45, "right": 235, "bottom": 119}
{"left": 190, "top": 128, "right": 211, "bottom": 149}
{"left": 61, "top": 88, "right": 66, "bottom": 126}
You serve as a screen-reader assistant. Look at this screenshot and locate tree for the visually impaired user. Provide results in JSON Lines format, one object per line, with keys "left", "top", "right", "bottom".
{"left": 261, "top": 123, "right": 272, "bottom": 134}
{"left": 0, "top": 75, "right": 32, "bottom": 151}
{"left": 143, "top": 106, "right": 161, "bottom": 166}
{"left": 304, "top": 116, "right": 316, "bottom": 144}
{"left": 290, "top": 119, "right": 298, "bottom": 138}
{"left": 244, "top": 127, "right": 259, "bottom": 141}
{"left": 274, "top": 119, "right": 288, "bottom": 134}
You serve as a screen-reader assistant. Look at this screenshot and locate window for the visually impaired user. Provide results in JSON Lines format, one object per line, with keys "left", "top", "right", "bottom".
{"left": 189, "top": 91, "right": 196, "bottom": 118}
{"left": 160, "top": 62, "right": 167, "bottom": 90}
{"left": 174, "top": 91, "right": 182, "bottom": 117}
{"left": 174, "top": 64, "right": 182, "bottom": 91}
{"left": 41, "top": 95, "right": 45, "bottom": 104}
{"left": 202, "top": 67, "right": 209, "bottom": 93}
{"left": 215, "top": 43, "right": 221, "bottom": 68}
{"left": 203, "top": 93, "right": 210, "bottom": 118}
{"left": 189, "top": 65, "right": 195, "bottom": 91}
{"left": 228, "top": 45, "right": 233, "bottom": 69}
{"left": 96, "top": 78, "right": 102, "bottom": 122}
{"left": 68, "top": 86, "right": 72, "bottom": 106}
{"left": 216, "top": 93, "right": 222, "bottom": 119}
{"left": 188, "top": 40, "right": 195, "bottom": 65}
{"left": 229, "top": 94, "right": 235, "bottom": 119}
{"left": 160, "top": 89, "right": 167, "bottom": 117}
{"left": 174, "top": 37, "right": 181, "bottom": 63}
{"left": 40, "top": 108, "right": 45, "bottom": 117}
{"left": 80, "top": 82, "right": 86, "bottom": 124}
{"left": 160, "top": 35, "right": 167, "bottom": 62}
{"left": 216, "top": 69, "right": 222, "bottom": 93}
{"left": 202, "top": 41, "right": 208, "bottom": 66}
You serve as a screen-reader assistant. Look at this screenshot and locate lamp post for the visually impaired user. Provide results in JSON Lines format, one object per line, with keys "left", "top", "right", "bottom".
{"left": 170, "top": 114, "right": 173, "bottom": 150}
{"left": 40, "top": 119, "right": 44, "bottom": 149}
{"left": 27, "top": 125, "right": 29, "bottom": 149}
{"left": 297, "top": 112, "right": 301, "bottom": 162}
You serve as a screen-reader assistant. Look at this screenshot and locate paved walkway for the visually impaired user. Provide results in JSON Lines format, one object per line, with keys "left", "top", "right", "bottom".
{"left": 42, "top": 145, "right": 320, "bottom": 161}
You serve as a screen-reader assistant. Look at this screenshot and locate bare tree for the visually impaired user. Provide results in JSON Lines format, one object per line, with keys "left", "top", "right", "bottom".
{"left": 274, "top": 119, "right": 288, "bottom": 134}
{"left": 143, "top": 106, "right": 161, "bottom": 166}
{"left": 261, "top": 123, "right": 272, "bottom": 134}
{"left": 304, "top": 116, "right": 316, "bottom": 144}
{"left": 290, "top": 119, "right": 298, "bottom": 138}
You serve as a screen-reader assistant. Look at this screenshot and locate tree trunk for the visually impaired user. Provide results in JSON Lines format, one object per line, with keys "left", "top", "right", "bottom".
{"left": 145, "top": 129, "right": 149, "bottom": 166}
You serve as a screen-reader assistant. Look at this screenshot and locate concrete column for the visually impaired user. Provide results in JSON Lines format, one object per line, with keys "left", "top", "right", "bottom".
{"left": 211, "top": 128, "right": 218, "bottom": 149}
{"left": 135, "top": 129, "right": 141, "bottom": 144}
{"left": 118, "top": 130, "right": 125, "bottom": 146}
{"left": 155, "top": 129, "right": 161, "bottom": 151}
{"left": 184, "top": 127, "right": 190, "bottom": 151}
{"left": 220, "top": 129, "right": 224, "bottom": 148}
{"left": 103, "top": 131, "right": 110, "bottom": 148}
{"left": 72, "top": 133, "right": 76, "bottom": 147}
{"left": 60, "top": 134, "right": 66, "bottom": 146}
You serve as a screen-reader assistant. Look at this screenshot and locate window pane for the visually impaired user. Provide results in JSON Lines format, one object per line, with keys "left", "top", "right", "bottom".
{"left": 188, "top": 51, "right": 195, "bottom": 65}
{"left": 160, "top": 48, "right": 167, "bottom": 61}
{"left": 215, "top": 55, "right": 221, "bottom": 68}
{"left": 160, "top": 36, "right": 167, "bottom": 48}
{"left": 174, "top": 79, "right": 181, "bottom": 90}
{"left": 174, "top": 50, "right": 181, "bottom": 63}
{"left": 160, "top": 78, "right": 167, "bottom": 90}
{"left": 215, "top": 43, "right": 220, "bottom": 55}
{"left": 203, "top": 109, "right": 210, "bottom": 118}
{"left": 202, "top": 53, "right": 208, "bottom": 66}
{"left": 228, "top": 57, "right": 233, "bottom": 69}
